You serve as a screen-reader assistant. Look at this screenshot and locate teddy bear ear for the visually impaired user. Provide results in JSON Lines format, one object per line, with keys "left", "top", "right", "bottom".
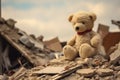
{"left": 68, "top": 14, "right": 73, "bottom": 22}
{"left": 89, "top": 12, "right": 97, "bottom": 21}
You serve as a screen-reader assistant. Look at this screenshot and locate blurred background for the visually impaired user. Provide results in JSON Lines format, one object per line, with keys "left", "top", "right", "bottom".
{"left": 2, "top": 0, "right": 120, "bottom": 41}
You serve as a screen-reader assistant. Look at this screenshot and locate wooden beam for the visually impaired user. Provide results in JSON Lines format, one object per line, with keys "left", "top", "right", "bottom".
{"left": 0, "top": 32, "right": 36, "bottom": 65}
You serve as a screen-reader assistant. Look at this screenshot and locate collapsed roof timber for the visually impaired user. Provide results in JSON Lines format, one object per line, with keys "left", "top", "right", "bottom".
{"left": 0, "top": 18, "right": 63, "bottom": 74}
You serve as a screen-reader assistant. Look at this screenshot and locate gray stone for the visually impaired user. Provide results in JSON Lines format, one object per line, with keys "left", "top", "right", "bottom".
{"left": 96, "top": 68, "right": 113, "bottom": 77}
{"left": 19, "top": 35, "right": 34, "bottom": 48}
{"left": 76, "top": 69, "right": 96, "bottom": 77}
{"left": 6, "top": 18, "right": 17, "bottom": 28}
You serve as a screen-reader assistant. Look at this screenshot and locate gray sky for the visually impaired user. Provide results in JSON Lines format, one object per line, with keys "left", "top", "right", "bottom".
{"left": 2, "top": 0, "right": 120, "bottom": 41}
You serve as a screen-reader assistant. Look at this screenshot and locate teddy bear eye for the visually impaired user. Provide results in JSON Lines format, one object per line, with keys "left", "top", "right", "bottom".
{"left": 81, "top": 21, "right": 85, "bottom": 24}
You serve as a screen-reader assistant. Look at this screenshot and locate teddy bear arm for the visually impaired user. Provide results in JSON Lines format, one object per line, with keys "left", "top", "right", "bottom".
{"left": 67, "top": 36, "right": 76, "bottom": 46}
{"left": 90, "top": 34, "right": 102, "bottom": 48}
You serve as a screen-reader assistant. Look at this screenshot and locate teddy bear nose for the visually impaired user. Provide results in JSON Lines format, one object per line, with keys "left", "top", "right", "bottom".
{"left": 75, "top": 27, "right": 79, "bottom": 30}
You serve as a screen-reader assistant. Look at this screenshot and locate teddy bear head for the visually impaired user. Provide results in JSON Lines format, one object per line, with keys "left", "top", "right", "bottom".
{"left": 68, "top": 11, "right": 96, "bottom": 35}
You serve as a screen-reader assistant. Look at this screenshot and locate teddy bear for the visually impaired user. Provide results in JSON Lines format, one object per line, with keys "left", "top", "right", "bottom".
{"left": 63, "top": 11, "right": 105, "bottom": 60}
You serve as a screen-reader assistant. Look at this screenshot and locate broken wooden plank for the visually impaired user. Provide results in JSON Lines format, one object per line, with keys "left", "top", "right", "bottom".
{"left": 9, "top": 67, "right": 27, "bottom": 80}
{"left": 50, "top": 64, "right": 82, "bottom": 80}
{"left": 32, "top": 66, "right": 65, "bottom": 75}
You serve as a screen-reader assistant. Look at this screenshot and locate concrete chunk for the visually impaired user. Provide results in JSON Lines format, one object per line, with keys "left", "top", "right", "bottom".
{"left": 19, "top": 35, "right": 34, "bottom": 48}
{"left": 6, "top": 18, "right": 17, "bottom": 28}
{"left": 44, "top": 37, "right": 62, "bottom": 52}
{"left": 19, "top": 34, "right": 44, "bottom": 50}
{"left": 96, "top": 68, "right": 113, "bottom": 77}
{"left": 76, "top": 69, "right": 95, "bottom": 77}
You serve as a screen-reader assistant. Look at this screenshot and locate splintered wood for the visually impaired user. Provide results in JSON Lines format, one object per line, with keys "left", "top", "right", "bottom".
{"left": 32, "top": 66, "right": 65, "bottom": 75}
{"left": 51, "top": 64, "right": 82, "bottom": 80}
{"left": 9, "top": 67, "right": 27, "bottom": 80}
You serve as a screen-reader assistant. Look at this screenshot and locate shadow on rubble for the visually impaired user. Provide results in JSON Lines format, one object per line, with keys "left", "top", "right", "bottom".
{"left": 0, "top": 36, "right": 33, "bottom": 75}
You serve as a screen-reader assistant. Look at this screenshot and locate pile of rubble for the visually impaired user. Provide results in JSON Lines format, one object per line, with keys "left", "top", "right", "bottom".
{"left": 9, "top": 42, "right": 119, "bottom": 80}
{"left": 0, "top": 18, "right": 63, "bottom": 77}
{"left": 0, "top": 18, "right": 120, "bottom": 80}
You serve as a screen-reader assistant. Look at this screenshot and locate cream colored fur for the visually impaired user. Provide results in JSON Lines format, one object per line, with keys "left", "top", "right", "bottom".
{"left": 63, "top": 11, "right": 105, "bottom": 60}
